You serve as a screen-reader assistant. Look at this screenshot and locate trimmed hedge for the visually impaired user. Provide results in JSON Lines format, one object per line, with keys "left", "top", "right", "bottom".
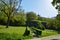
{"left": 26, "top": 20, "right": 45, "bottom": 30}
{"left": 23, "top": 27, "right": 30, "bottom": 36}
{"left": 32, "top": 27, "right": 42, "bottom": 37}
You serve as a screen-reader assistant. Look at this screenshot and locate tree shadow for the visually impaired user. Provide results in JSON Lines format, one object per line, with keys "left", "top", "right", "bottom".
{"left": 56, "top": 30, "right": 60, "bottom": 34}
{"left": 51, "top": 39, "right": 60, "bottom": 40}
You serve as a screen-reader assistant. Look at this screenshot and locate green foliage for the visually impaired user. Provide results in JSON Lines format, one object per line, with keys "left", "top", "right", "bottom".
{"left": 31, "top": 27, "right": 42, "bottom": 37}
{"left": 52, "top": 0, "right": 60, "bottom": 11}
{"left": 26, "top": 20, "right": 45, "bottom": 30}
{"left": 37, "top": 21, "right": 45, "bottom": 30}
{"left": 18, "top": 12, "right": 26, "bottom": 25}
{"left": 46, "top": 19, "right": 57, "bottom": 30}
{"left": 52, "top": 0, "right": 57, "bottom": 6}
{"left": 0, "top": 13, "right": 7, "bottom": 25}
{"left": 52, "top": 0, "right": 60, "bottom": 6}
{"left": 26, "top": 12, "right": 38, "bottom": 20}
{"left": 23, "top": 27, "right": 30, "bottom": 36}
{"left": 12, "top": 12, "right": 26, "bottom": 25}
{"left": 25, "top": 20, "right": 45, "bottom": 37}
{"left": 0, "top": 11, "right": 26, "bottom": 26}
{"left": 46, "top": 16, "right": 60, "bottom": 30}
{"left": 0, "top": 0, "right": 22, "bottom": 28}
{"left": 37, "top": 15, "right": 43, "bottom": 21}
{"left": 56, "top": 14, "right": 60, "bottom": 20}
{"left": 54, "top": 20, "right": 60, "bottom": 30}
{"left": 31, "top": 27, "right": 58, "bottom": 37}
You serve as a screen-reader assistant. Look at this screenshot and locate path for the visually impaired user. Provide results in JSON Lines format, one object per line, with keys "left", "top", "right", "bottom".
{"left": 29, "top": 34, "right": 60, "bottom": 40}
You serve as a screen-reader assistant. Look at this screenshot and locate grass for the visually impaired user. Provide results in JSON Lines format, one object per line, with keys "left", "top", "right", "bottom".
{"left": 0, "top": 25, "right": 59, "bottom": 40}
{"left": 0, "top": 25, "right": 33, "bottom": 40}
{"left": 31, "top": 27, "right": 59, "bottom": 37}
{"left": 40, "top": 29, "right": 58, "bottom": 37}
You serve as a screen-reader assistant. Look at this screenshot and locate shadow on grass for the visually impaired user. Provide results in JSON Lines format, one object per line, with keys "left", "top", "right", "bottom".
{"left": 57, "top": 30, "right": 60, "bottom": 34}
{"left": 51, "top": 39, "right": 60, "bottom": 40}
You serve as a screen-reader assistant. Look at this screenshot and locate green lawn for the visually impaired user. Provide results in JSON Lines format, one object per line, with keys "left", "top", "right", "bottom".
{"left": 0, "top": 25, "right": 33, "bottom": 40}
{"left": 0, "top": 25, "right": 59, "bottom": 40}
{"left": 41, "top": 29, "right": 58, "bottom": 37}
{"left": 0, "top": 26, "right": 25, "bottom": 35}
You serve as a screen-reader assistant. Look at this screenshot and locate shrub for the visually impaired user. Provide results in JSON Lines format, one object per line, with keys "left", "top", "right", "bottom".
{"left": 46, "top": 19, "right": 60, "bottom": 31}
{"left": 23, "top": 27, "right": 30, "bottom": 36}
{"left": 32, "top": 27, "right": 42, "bottom": 37}
{"left": 26, "top": 20, "right": 45, "bottom": 30}
{"left": 36, "top": 30, "right": 42, "bottom": 35}
{"left": 37, "top": 21, "right": 45, "bottom": 30}
{"left": 46, "top": 20, "right": 57, "bottom": 30}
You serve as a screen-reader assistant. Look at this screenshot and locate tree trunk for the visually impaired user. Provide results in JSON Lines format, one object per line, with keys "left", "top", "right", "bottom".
{"left": 6, "top": 16, "right": 10, "bottom": 28}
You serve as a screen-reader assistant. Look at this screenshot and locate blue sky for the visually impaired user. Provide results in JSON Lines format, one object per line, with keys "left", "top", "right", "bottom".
{"left": 21, "top": 0, "right": 58, "bottom": 18}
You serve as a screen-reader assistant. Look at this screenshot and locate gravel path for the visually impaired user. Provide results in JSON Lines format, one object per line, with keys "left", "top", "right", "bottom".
{"left": 29, "top": 34, "right": 60, "bottom": 40}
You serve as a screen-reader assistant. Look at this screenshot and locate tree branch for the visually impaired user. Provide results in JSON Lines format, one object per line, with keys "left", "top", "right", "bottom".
{"left": 16, "top": 0, "right": 22, "bottom": 11}
{"left": 0, "top": 0, "right": 9, "bottom": 8}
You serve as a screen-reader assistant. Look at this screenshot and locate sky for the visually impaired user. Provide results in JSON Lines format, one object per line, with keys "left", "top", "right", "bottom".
{"left": 21, "top": 0, "right": 58, "bottom": 18}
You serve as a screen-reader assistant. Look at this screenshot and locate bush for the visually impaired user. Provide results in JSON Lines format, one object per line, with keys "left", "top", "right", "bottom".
{"left": 46, "top": 19, "right": 60, "bottom": 31}
{"left": 36, "top": 30, "right": 42, "bottom": 35}
{"left": 23, "top": 27, "right": 30, "bottom": 36}
{"left": 37, "top": 21, "right": 45, "bottom": 30}
{"left": 26, "top": 20, "right": 45, "bottom": 30}
{"left": 55, "top": 20, "right": 60, "bottom": 31}
{"left": 32, "top": 27, "right": 42, "bottom": 37}
{"left": 46, "top": 20, "right": 57, "bottom": 30}
{"left": 36, "top": 30, "right": 42, "bottom": 37}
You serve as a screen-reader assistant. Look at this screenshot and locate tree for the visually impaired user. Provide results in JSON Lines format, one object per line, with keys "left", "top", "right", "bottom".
{"left": 55, "top": 14, "right": 60, "bottom": 30}
{"left": 26, "top": 12, "right": 38, "bottom": 32}
{"left": 0, "top": 0, "right": 22, "bottom": 28}
{"left": 52, "top": 0, "right": 60, "bottom": 13}
{"left": 14, "top": 11, "right": 26, "bottom": 25}
{"left": 52, "top": 0, "right": 60, "bottom": 30}
{"left": 56, "top": 14, "right": 60, "bottom": 20}
{"left": 37, "top": 14, "right": 43, "bottom": 21}
{"left": 26, "top": 12, "right": 38, "bottom": 21}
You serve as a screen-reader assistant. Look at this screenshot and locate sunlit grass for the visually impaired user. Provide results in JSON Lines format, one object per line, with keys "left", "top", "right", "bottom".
{"left": 0, "top": 25, "right": 59, "bottom": 40}
{"left": 0, "top": 25, "right": 33, "bottom": 40}
{"left": 0, "top": 26, "right": 25, "bottom": 34}
{"left": 41, "top": 29, "right": 58, "bottom": 37}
